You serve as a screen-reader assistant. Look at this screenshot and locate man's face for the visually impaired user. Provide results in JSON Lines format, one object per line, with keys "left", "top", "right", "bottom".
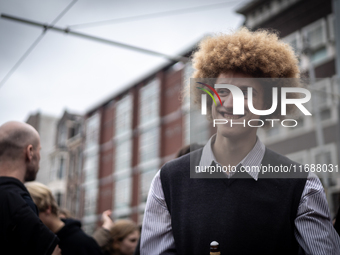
{"left": 25, "top": 141, "right": 41, "bottom": 182}
{"left": 212, "top": 72, "right": 265, "bottom": 138}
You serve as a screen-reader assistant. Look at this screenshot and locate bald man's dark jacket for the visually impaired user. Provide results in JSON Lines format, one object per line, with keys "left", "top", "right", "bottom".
{"left": 0, "top": 176, "right": 59, "bottom": 255}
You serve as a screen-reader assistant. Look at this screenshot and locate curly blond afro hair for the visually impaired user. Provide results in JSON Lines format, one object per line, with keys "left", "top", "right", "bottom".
{"left": 192, "top": 28, "right": 300, "bottom": 79}
{"left": 191, "top": 28, "right": 301, "bottom": 124}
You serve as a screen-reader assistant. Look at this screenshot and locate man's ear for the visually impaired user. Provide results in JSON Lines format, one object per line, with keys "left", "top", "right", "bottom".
{"left": 26, "top": 144, "right": 33, "bottom": 161}
{"left": 46, "top": 205, "right": 52, "bottom": 215}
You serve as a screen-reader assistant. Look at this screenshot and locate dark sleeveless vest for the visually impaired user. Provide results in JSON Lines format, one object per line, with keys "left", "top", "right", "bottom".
{"left": 160, "top": 148, "right": 308, "bottom": 255}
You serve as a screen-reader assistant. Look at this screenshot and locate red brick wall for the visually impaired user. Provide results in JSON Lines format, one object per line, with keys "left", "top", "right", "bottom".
{"left": 161, "top": 69, "right": 184, "bottom": 158}
{"left": 97, "top": 103, "right": 114, "bottom": 215}
{"left": 131, "top": 86, "right": 141, "bottom": 223}
{"left": 90, "top": 65, "right": 189, "bottom": 224}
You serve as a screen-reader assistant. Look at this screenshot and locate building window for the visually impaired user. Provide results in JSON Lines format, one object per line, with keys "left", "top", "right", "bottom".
{"left": 56, "top": 192, "right": 62, "bottom": 207}
{"left": 320, "top": 109, "right": 331, "bottom": 121}
{"left": 69, "top": 123, "right": 81, "bottom": 139}
{"left": 140, "top": 168, "right": 157, "bottom": 203}
{"left": 114, "top": 177, "right": 131, "bottom": 209}
{"left": 311, "top": 78, "right": 332, "bottom": 120}
{"left": 115, "top": 139, "right": 132, "bottom": 175}
{"left": 115, "top": 95, "right": 132, "bottom": 136}
{"left": 58, "top": 157, "right": 65, "bottom": 179}
{"left": 58, "top": 125, "right": 68, "bottom": 147}
{"left": 286, "top": 150, "right": 309, "bottom": 165}
{"left": 310, "top": 47, "right": 328, "bottom": 63}
{"left": 84, "top": 149, "right": 98, "bottom": 182}
{"left": 77, "top": 148, "right": 82, "bottom": 176}
{"left": 305, "top": 20, "right": 326, "bottom": 48}
{"left": 68, "top": 153, "right": 74, "bottom": 178}
{"left": 85, "top": 114, "right": 100, "bottom": 150}
{"left": 84, "top": 182, "right": 98, "bottom": 216}
{"left": 139, "top": 79, "right": 160, "bottom": 125}
{"left": 315, "top": 150, "right": 332, "bottom": 165}
{"left": 139, "top": 127, "right": 159, "bottom": 164}
{"left": 75, "top": 187, "right": 80, "bottom": 217}
{"left": 84, "top": 112, "right": 99, "bottom": 219}
{"left": 302, "top": 19, "right": 328, "bottom": 64}
{"left": 50, "top": 157, "right": 57, "bottom": 181}
{"left": 84, "top": 113, "right": 100, "bottom": 182}
{"left": 283, "top": 31, "right": 302, "bottom": 54}
{"left": 328, "top": 14, "right": 335, "bottom": 41}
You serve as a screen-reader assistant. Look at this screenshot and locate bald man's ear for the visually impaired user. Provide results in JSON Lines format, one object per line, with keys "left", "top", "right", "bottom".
{"left": 26, "top": 145, "right": 34, "bottom": 161}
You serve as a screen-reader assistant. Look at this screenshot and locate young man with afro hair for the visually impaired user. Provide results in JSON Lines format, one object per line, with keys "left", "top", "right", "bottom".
{"left": 140, "top": 28, "right": 340, "bottom": 255}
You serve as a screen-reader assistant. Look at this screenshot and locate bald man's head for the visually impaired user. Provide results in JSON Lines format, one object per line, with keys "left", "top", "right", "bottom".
{"left": 0, "top": 121, "right": 41, "bottom": 181}
{"left": 0, "top": 121, "right": 39, "bottom": 159}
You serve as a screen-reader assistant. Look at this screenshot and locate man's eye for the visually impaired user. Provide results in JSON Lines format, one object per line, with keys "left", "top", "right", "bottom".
{"left": 242, "top": 90, "right": 248, "bottom": 96}
{"left": 217, "top": 89, "right": 229, "bottom": 95}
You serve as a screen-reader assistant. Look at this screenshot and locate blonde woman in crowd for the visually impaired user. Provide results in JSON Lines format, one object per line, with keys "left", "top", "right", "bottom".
{"left": 26, "top": 181, "right": 103, "bottom": 255}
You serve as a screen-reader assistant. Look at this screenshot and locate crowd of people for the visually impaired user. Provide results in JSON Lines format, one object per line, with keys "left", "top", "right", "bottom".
{"left": 1, "top": 27, "right": 340, "bottom": 254}
{"left": 0, "top": 121, "right": 141, "bottom": 255}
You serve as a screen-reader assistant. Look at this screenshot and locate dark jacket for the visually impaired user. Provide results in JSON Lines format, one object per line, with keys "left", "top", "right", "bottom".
{"left": 0, "top": 176, "right": 59, "bottom": 255}
{"left": 93, "top": 227, "right": 111, "bottom": 248}
{"left": 56, "top": 218, "right": 103, "bottom": 255}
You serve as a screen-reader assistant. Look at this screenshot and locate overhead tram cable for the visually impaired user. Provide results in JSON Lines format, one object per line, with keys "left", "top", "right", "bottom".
{"left": 0, "top": 0, "right": 78, "bottom": 89}
{"left": 68, "top": 0, "right": 241, "bottom": 29}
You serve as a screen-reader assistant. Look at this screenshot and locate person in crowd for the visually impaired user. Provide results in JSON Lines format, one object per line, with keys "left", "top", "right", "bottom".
{"left": 93, "top": 211, "right": 139, "bottom": 255}
{"left": 101, "top": 219, "right": 140, "bottom": 255}
{"left": 26, "top": 181, "right": 103, "bottom": 255}
{"left": 93, "top": 210, "right": 116, "bottom": 247}
{"left": 140, "top": 28, "right": 340, "bottom": 254}
{"left": 0, "top": 121, "right": 61, "bottom": 255}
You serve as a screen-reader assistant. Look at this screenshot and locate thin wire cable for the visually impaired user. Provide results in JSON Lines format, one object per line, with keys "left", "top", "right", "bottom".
{"left": 0, "top": 0, "right": 77, "bottom": 90}
{"left": 51, "top": 0, "right": 77, "bottom": 26}
{"left": 1, "top": 14, "right": 188, "bottom": 62}
{"left": 0, "top": 33, "right": 45, "bottom": 89}
{"left": 69, "top": 0, "right": 241, "bottom": 29}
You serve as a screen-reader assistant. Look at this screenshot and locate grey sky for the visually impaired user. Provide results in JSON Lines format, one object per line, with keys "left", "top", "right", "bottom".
{"left": 0, "top": 0, "right": 244, "bottom": 125}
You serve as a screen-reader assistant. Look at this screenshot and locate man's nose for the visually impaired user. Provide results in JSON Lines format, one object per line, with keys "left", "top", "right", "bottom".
{"left": 222, "top": 94, "right": 233, "bottom": 108}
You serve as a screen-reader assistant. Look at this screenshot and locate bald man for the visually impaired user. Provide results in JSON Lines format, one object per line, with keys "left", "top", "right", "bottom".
{"left": 0, "top": 121, "right": 61, "bottom": 255}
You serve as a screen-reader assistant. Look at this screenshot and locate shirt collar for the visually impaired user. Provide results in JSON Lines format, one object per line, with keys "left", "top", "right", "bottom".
{"left": 199, "top": 134, "right": 265, "bottom": 181}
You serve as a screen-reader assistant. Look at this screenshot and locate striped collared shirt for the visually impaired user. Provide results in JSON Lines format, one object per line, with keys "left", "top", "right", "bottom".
{"left": 199, "top": 135, "right": 265, "bottom": 180}
{"left": 141, "top": 135, "right": 340, "bottom": 255}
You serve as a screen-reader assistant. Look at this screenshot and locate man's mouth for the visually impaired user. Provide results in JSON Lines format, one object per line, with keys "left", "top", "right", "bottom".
{"left": 219, "top": 111, "right": 245, "bottom": 119}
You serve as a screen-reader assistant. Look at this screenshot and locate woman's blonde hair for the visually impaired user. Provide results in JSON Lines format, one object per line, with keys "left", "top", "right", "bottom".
{"left": 25, "top": 181, "right": 59, "bottom": 216}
